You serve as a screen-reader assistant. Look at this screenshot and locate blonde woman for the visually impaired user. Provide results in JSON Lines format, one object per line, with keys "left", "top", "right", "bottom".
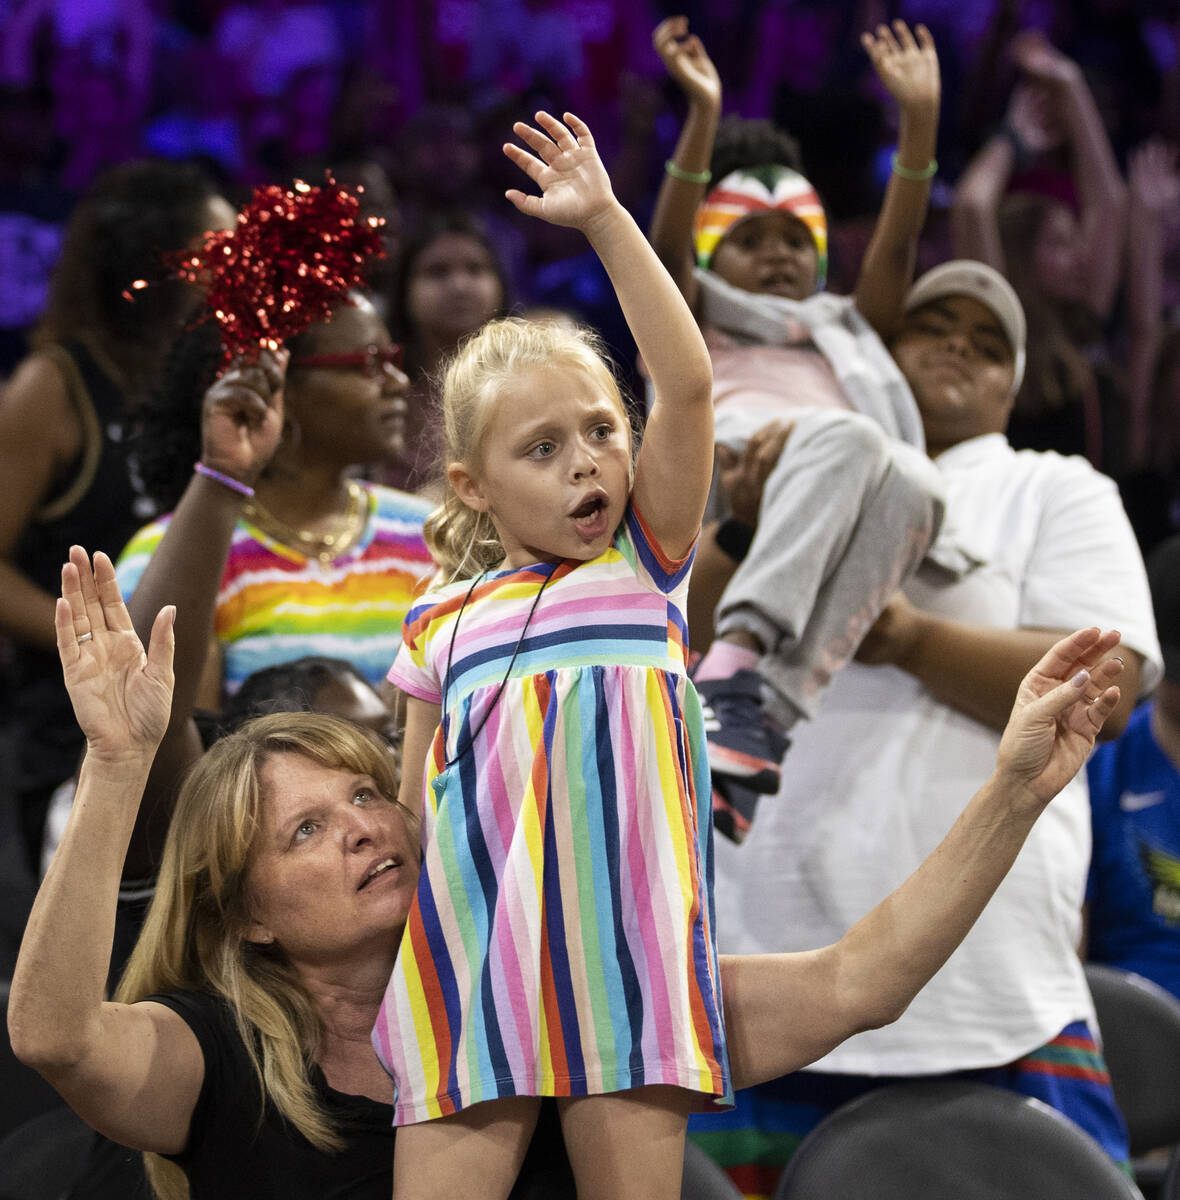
{"left": 4, "top": 516, "right": 1127, "bottom": 1200}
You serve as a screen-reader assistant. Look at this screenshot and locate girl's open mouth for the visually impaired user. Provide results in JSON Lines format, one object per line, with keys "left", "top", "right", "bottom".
{"left": 570, "top": 494, "right": 610, "bottom": 541}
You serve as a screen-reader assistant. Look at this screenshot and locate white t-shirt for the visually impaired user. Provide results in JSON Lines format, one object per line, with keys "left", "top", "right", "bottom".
{"left": 712, "top": 433, "right": 1162, "bottom": 1074}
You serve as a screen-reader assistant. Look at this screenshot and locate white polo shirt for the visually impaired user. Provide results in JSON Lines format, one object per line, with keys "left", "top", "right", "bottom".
{"left": 713, "top": 433, "right": 1162, "bottom": 1074}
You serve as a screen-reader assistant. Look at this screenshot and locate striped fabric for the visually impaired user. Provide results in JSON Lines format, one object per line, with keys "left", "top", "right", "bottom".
{"left": 687, "top": 1020, "right": 1131, "bottom": 1199}
{"left": 115, "top": 483, "right": 435, "bottom": 697}
{"left": 375, "top": 506, "right": 730, "bottom": 1125}
{"left": 693, "top": 165, "right": 828, "bottom": 287}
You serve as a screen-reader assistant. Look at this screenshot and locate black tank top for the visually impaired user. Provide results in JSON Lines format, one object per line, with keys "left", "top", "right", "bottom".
{"left": 4, "top": 341, "right": 159, "bottom": 793}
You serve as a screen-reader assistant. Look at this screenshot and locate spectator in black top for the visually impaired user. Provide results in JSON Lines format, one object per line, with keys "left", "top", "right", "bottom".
{"left": 0, "top": 159, "right": 232, "bottom": 885}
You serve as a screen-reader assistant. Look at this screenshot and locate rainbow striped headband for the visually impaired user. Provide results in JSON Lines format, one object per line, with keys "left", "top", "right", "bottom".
{"left": 693, "top": 165, "right": 828, "bottom": 290}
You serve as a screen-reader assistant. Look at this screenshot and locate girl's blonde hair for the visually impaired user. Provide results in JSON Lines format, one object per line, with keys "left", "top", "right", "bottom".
{"left": 425, "top": 316, "right": 632, "bottom": 582}
{"left": 114, "top": 712, "right": 411, "bottom": 1200}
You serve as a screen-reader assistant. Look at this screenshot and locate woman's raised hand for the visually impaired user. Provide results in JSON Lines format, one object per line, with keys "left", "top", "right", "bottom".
{"left": 55, "top": 546, "right": 175, "bottom": 762}
{"left": 503, "top": 112, "right": 617, "bottom": 232}
{"left": 200, "top": 347, "right": 287, "bottom": 489}
{"left": 994, "top": 627, "right": 1123, "bottom": 813}
{"left": 653, "top": 16, "right": 721, "bottom": 109}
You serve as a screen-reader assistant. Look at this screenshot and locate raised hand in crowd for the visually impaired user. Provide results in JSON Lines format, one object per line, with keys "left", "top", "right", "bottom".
{"left": 855, "top": 20, "right": 941, "bottom": 337}
{"left": 55, "top": 547, "right": 175, "bottom": 766}
{"left": 1127, "top": 139, "right": 1180, "bottom": 470}
{"left": 197, "top": 351, "right": 288, "bottom": 490}
{"left": 861, "top": 20, "right": 939, "bottom": 121}
{"left": 1004, "top": 81, "right": 1065, "bottom": 159}
{"left": 652, "top": 15, "right": 721, "bottom": 112}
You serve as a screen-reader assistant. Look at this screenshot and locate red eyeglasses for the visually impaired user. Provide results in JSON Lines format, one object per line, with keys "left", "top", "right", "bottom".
{"left": 290, "top": 344, "right": 405, "bottom": 379}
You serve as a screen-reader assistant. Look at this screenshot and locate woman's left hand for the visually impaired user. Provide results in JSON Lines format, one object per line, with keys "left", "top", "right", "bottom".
{"left": 55, "top": 546, "right": 175, "bottom": 763}
{"left": 995, "top": 627, "right": 1122, "bottom": 812}
{"left": 503, "top": 111, "right": 617, "bottom": 232}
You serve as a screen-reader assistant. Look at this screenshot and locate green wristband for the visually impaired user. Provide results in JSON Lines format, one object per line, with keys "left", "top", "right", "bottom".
{"left": 890, "top": 152, "right": 938, "bottom": 181}
{"left": 665, "top": 159, "right": 712, "bottom": 185}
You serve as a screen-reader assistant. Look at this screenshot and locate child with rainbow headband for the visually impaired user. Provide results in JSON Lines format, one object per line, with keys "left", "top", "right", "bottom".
{"left": 652, "top": 17, "right": 950, "bottom": 840}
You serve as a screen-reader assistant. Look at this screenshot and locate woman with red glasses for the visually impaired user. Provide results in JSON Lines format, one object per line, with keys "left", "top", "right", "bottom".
{"left": 112, "top": 290, "right": 437, "bottom": 726}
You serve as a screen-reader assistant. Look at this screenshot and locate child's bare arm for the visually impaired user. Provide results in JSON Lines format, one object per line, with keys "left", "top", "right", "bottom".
{"left": 398, "top": 696, "right": 441, "bottom": 823}
{"left": 855, "top": 21, "right": 940, "bottom": 340}
{"left": 649, "top": 15, "right": 722, "bottom": 310}
{"left": 504, "top": 111, "right": 713, "bottom": 559}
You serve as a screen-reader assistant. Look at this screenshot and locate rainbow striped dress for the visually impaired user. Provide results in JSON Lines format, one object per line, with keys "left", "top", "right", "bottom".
{"left": 375, "top": 506, "right": 730, "bottom": 1124}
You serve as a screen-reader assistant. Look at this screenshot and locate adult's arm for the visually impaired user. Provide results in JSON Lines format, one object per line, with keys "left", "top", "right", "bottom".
{"left": 855, "top": 599, "right": 1143, "bottom": 737}
{"left": 8, "top": 547, "right": 203, "bottom": 1153}
{"left": 720, "top": 628, "right": 1122, "bottom": 1086}
{"left": 1016, "top": 33, "right": 1127, "bottom": 319}
{"left": 950, "top": 130, "right": 1014, "bottom": 270}
{"left": 854, "top": 22, "right": 940, "bottom": 340}
{"left": 856, "top": 455, "right": 1155, "bottom": 737}
{"left": 1124, "top": 141, "right": 1179, "bottom": 470}
{"left": 121, "top": 356, "right": 285, "bottom": 878}
{"left": 0, "top": 354, "right": 80, "bottom": 650}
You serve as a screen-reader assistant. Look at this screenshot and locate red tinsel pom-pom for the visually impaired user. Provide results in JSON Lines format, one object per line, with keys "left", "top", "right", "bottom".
{"left": 172, "top": 178, "right": 384, "bottom": 364}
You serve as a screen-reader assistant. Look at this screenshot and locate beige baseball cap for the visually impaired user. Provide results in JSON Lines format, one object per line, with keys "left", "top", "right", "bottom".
{"left": 904, "top": 260, "right": 1026, "bottom": 395}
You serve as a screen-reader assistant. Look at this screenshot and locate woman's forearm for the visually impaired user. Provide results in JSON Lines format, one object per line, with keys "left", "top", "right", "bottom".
{"left": 1061, "top": 69, "right": 1127, "bottom": 318}
{"left": 722, "top": 774, "right": 1037, "bottom": 1089}
{"left": 122, "top": 474, "right": 242, "bottom": 878}
{"left": 9, "top": 752, "right": 151, "bottom": 1068}
{"left": 125, "top": 474, "right": 242, "bottom": 723}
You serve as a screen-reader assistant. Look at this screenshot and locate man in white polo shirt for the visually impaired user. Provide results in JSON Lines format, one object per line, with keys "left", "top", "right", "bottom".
{"left": 691, "top": 261, "right": 1162, "bottom": 1193}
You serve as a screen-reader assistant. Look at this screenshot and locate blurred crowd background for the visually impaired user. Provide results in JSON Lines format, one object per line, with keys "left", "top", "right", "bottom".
{"left": 1, "top": 0, "right": 1179, "bottom": 417}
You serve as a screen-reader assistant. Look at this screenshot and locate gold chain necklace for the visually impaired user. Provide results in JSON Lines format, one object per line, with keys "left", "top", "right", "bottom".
{"left": 243, "top": 480, "right": 367, "bottom": 564}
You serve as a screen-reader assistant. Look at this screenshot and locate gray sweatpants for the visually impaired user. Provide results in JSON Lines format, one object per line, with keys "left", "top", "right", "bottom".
{"left": 712, "top": 408, "right": 944, "bottom": 724}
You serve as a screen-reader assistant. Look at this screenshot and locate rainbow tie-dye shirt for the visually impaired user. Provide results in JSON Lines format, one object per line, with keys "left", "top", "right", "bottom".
{"left": 115, "top": 483, "right": 435, "bottom": 698}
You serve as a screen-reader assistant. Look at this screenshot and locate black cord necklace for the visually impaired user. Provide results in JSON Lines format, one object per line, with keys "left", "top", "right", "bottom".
{"left": 440, "top": 564, "right": 556, "bottom": 768}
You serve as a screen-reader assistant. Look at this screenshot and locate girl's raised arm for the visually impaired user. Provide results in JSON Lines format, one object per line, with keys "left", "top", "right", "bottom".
{"left": 504, "top": 111, "right": 713, "bottom": 560}
{"left": 7, "top": 548, "right": 204, "bottom": 1154}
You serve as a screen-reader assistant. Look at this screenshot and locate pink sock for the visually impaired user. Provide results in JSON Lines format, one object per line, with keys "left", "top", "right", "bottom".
{"left": 694, "top": 639, "right": 760, "bottom": 683}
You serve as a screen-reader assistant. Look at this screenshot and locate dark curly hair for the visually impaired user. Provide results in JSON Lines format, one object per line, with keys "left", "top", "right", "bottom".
{"left": 710, "top": 116, "right": 805, "bottom": 184}
{"left": 134, "top": 313, "right": 326, "bottom": 513}
{"left": 33, "top": 159, "right": 223, "bottom": 398}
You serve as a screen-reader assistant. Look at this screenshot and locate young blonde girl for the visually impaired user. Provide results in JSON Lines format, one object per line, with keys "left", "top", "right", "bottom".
{"left": 374, "top": 110, "right": 720, "bottom": 1199}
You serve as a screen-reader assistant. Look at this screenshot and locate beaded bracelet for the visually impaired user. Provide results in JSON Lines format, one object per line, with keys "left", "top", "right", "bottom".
{"left": 890, "top": 152, "right": 938, "bottom": 182}
{"left": 194, "top": 461, "right": 255, "bottom": 498}
{"left": 665, "top": 159, "right": 712, "bottom": 185}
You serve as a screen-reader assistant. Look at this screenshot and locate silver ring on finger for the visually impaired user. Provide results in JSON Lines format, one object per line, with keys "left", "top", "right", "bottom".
{"left": 77, "top": 632, "right": 93, "bottom": 644}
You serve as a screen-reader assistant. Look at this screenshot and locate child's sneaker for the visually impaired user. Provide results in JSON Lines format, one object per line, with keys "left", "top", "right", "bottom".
{"left": 697, "top": 668, "right": 789, "bottom": 794}
{"left": 712, "top": 777, "right": 764, "bottom": 844}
